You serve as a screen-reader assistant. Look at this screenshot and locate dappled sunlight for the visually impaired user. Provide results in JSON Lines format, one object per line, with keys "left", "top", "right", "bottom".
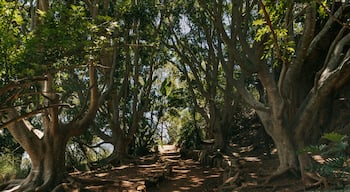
{"left": 95, "top": 172, "right": 109, "bottom": 177}
{"left": 240, "top": 145, "right": 254, "bottom": 153}
{"left": 240, "top": 181, "right": 258, "bottom": 187}
{"left": 137, "top": 163, "right": 161, "bottom": 168}
{"left": 179, "top": 186, "right": 192, "bottom": 190}
{"left": 270, "top": 148, "right": 278, "bottom": 155}
{"left": 189, "top": 175, "right": 204, "bottom": 184}
{"left": 248, "top": 172, "right": 258, "bottom": 179}
{"left": 70, "top": 145, "right": 221, "bottom": 191}
{"left": 243, "top": 156, "right": 261, "bottom": 162}
{"left": 113, "top": 164, "right": 131, "bottom": 170}
{"left": 312, "top": 155, "right": 325, "bottom": 164}
{"left": 205, "top": 173, "right": 221, "bottom": 179}
{"left": 69, "top": 143, "right": 282, "bottom": 192}
{"left": 172, "top": 168, "right": 190, "bottom": 174}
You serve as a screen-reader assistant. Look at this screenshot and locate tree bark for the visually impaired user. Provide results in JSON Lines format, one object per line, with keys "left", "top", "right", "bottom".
{"left": 114, "top": 136, "right": 132, "bottom": 160}
{"left": 3, "top": 109, "right": 69, "bottom": 192}
{"left": 257, "top": 111, "right": 298, "bottom": 173}
{"left": 20, "top": 135, "right": 68, "bottom": 192}
{"left": 2, "top": 62, "right": 106, "bottom": 191}
{"left": 104, "top": 132, "right": 133, "bottom": 165}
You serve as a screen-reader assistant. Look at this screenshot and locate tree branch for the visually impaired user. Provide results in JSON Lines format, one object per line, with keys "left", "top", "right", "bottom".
{"left": 67, "top": 61, "right": 111, "bottom": 137}
{"left": 0, "top": 104, "right": 73, "bottom": 129}
{"left": 307, "top": 4, "right": 350, "bottom": 57}
{"left": 257, "top": 0, "right": 281, "bottom": 61}
{"left": 0, "top": 77, "right": 47, "bottom": 96}
{"left": 316, "top": 1, "right": 350, "bottom": 30}
{"left": 281, "top": 4, "right": 316, "bottom": 96}
{"left": 232, "top": 78, "right": 270, "bottom": 112}
{"left": 2, "top": 108, "right": 43, "bottom": 159}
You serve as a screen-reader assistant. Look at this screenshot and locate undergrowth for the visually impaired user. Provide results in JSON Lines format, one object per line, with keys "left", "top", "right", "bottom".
{"left": 303, "top": 132, "right": 350, "bottom": 182}
{"left": 0, "top": 153, "right": 27, "bottom": 183}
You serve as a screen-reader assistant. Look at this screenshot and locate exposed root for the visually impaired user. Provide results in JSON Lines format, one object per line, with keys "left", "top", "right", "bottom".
{"left": 52, "top": 177, "right": 81, "bottom": 192}
{"left": 50, "top": 176, "right": 117, "bottom": 192}
{"left": 111, "top": 154, "right": 136, "bottom": 166}
{"left": 263, "top": 169, "right": 328, "bottom": 190}
{"left": 0, "top": 175, "right": 87, "bottom": 192}
{"left": 218, "top": 171, "right": 241, "bottom": 191}
{"left": 264, "top": 166, "right": 298, "bottom": 184}
{"left": 0, "top": 179, "right": 22, "bottom": 192}
{"left": 303, "top": 172, "right": 328, "bottom": 190}
{"left": 34, "top": 174, "right": 55, "bottom": 192}
{"left": 90, "top": 153, "right": 136, "bottom": 169}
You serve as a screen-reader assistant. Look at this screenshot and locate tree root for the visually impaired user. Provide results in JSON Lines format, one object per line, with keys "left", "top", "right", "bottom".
{"left": 91, "top": 153, "right": 136, "bottom": 169}
{"left": 0, "top": 179, "right": 22, "bottom": 192}
{"left": 263, "top": 168, "right": 328, "bottom": 191}
{"left": 303, "top": 172, "right": 328, "bottom": 190}
{"left": 52, "top": 177, "right": 82, "bottom": 192}
{"left": 0, "top": 176, "right": 87, "bottom": 192}
{"left": 263, "top": 166, "right": 299, "bottom": 184}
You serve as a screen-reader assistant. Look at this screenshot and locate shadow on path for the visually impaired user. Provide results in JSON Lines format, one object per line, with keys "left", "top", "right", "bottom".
{"left": 71, "top": 145, "right": 222, "bottom": 192}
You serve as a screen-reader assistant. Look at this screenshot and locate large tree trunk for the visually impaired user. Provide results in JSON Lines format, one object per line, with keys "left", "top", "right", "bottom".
{"left": 257, "top": 111, "right": 298, "bottom": 174}
{"left": 20, "top": 135, "right": 68, "bottom": 192}
{"left": 107, "top": 134, "right": 132, "bottom": 165}
{"left": 212, "top": 117, "right": 231, "bottom": 152}
{"left": 208, "top": 100, "right": 232, "bottom": 151}
{"left": 115, "top": 136, "right": 132, "bottom": 160}
{"left": 271, "top": 127, "right": 298, "bottom": 173}
{"left": 101, "top": 116, "right": 134, "bottom": 165}
{"left": 2, "top": 109, "right": 70, "bottom": 192}
{"left": 212, "top": 122, "right": 224, "bottom": 150}
{"left": 1, "top": 62, "right": 104, "bottom": 191}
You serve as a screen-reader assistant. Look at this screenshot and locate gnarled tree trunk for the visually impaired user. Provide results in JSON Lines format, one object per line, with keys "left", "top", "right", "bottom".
{"left": 1, "top": 62, "right": 106, "bottom": 191}
{"left": 2, "top": 108, "right": 69, "bottom": 191}
{"left": 20, "top": 136, "right": 68, "bottom": 191}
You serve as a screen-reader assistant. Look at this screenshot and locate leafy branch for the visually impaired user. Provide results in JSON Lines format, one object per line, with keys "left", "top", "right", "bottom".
{"left": 257, "top": 0, "right": 282, "bottom": 63}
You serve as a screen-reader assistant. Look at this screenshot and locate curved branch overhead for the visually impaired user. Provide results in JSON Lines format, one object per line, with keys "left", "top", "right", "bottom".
{"left": 1, "top": 1, "right": 350, "bottom": 191}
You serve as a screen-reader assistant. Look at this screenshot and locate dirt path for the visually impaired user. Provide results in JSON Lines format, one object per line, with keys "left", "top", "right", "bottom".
{"left": 72, "top": 145, "right": 222, "bottom": 192}
{"left": 156, "top": 145, "right": 221, "bottom": 192}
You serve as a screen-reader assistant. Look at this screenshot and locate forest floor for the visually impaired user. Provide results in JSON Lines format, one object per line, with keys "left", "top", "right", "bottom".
{"left": 70, "top": 143, "right": 323, "bottom": 192}
{"left": 72, "top": 145, "right": 221, "bottom": 191}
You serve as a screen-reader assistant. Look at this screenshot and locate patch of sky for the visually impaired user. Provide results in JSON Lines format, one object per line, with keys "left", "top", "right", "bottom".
{"left": 179, "top": 14, "right": 191, "bottom": 35}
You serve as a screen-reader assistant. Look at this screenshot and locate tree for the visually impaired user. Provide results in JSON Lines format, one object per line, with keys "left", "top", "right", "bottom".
{"left": 0, "top": 1, "right": 111, "bottom": 191}
{"left": 0, "top": 0, "right": 26, "bottom": 178}
{"left": 161, "top": 1, "right": 239, "bottom": 150}
{"left": 90, "top": 0, "right": 164, "bottom": 164}
{"left": 204, "top": 0, "right": 350, "bottom": 184}
{"left": 1, "top": 0, "right": 349, "bottom": 190}
{"left": 164, "top": 0, "right": 350, "bottom": 185}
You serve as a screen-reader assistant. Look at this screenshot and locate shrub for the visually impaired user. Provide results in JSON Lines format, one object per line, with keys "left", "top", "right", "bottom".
{"left": 177, "top": 121, "right": 202, "bottom": 150}
{"left": 0, "top": 153, "right": 21, "bottom": 183}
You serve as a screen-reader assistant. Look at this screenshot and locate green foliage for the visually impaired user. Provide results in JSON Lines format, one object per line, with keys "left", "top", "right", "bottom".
{"left": 323, "top": 132, "right": 348, "bottom": 143}
{"left": 0, "top": 152, "right": 28, "bottom": 183}
{"left": 0, "top": 153, "right": 19, "bottom": 182}
{"left": 177, "top": 120, "right": 203, "bottom": 150}
{"left": 253, "top": 0, "right": 296, "bottom": 66}
{"left": 66, "top": 136, "right": 111, "bottom": 171}
{"left": 0, "top": 0, "right": 26, "bottom": 80}
{"left": 0, "top": 130, "right": 24, "bottom": 156}
{"left": 132, "top": 118, "right": 158, "bottom": 156}
{"left": 0, "top": 130, "right": 28, "bottom": 181}
{"left": 318, "top": 1, "right": 327, "bottom": 18}
{"left": 21, "top": 3, "right": 92, "bottom": 77}
{"left": 302, "top": 132, "right": 350, "bottom": 179}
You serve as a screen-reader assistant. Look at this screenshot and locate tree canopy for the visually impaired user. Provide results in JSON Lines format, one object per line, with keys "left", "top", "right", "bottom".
{"left": 1, "top": 0, "right": 350, "bottom": 191}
